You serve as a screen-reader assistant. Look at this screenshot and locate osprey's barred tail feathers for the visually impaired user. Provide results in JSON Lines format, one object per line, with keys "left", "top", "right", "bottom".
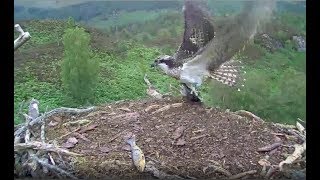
{"left": 209, "top": 60, "right": 246, "bottom": 91}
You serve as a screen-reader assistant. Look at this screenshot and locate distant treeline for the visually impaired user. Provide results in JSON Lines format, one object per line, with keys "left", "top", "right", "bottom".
{"left": 14, "top": 1, "right": 183, "bottom": 21}
{"left": 14, "top": 1, "right": 305, "bottom": 22}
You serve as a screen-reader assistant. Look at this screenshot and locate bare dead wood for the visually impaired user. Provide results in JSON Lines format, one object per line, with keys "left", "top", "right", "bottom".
{"left": 48, "top": 153, "right": 56, "bottom": 165}
{"left": 15, "top": 106, "right": 96, "bottom": 138}
{"left": 30, "top": 154, "right": 78, "bottom": 179}
{"left": 14, "top": 141, "right": 83, "bottom": 156}
{"left": 63, "top": 119, "right": 91, "bottom": 127}
{"left": 172, "top": 126, "right": 186, "bottom": 140}
{"left": 205, "top": 164, "right": 232, "bottom": 177}
{"left": 228, "top": 170, "right": 257, "bottom": 179}
{"left": 257, "top": 142, "right": 282, "bottom": 152}
{"left": 152, "top": 103, "right": 182, "bottom": 114}
{"left": 235, "top": 110, "right": 264, "bottom": 122}
{"left": 145, "top": 161, "right": 184, "bottom": 179}
{"left": 265, "top": 165, "right": 279, "bottom": 179}
{"left": 272, "top": 123, "right": 296, "bottom": 129}
{"left": 279, "top": 142, "right": 306, "bottom": 171}
{"left": 40, "top": 123, "right": 45, "bottom": 143}
{"left": 144, "top": 74, "right": 163, "bottom": 99}
{"left": 14, "top": 24, "right": 31, "bottom": 51}
{"left": 144, "top": 104, "right": 160, "bottom": 112}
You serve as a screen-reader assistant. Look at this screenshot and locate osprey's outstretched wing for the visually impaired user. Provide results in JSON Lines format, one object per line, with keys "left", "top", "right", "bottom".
{"left": 180, "top": 1, "right": 275, "bottom": 87}
{"left": 173, "top": 0, "right": 215, "bottom": 62}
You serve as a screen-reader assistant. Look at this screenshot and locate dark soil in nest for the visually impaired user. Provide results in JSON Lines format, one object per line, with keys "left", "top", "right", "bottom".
{"left": 44, "top": 97, "right": 305, "bottom": 179}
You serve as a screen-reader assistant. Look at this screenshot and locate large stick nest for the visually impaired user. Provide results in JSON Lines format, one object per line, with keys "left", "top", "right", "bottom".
{"left": 14, "top": 97, "right": 306, "bottom": 179}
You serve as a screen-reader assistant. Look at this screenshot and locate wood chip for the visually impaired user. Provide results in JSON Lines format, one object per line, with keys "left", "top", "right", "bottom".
{"left": 78, "top": 124, "right": 98, "bottom": 133}
{"left": 118, "top": 107, "right": 131, "bottom": 112}
{"left": 48, "top": 121, "right": 59, "bottom": 127}
{"left": 53, "top": 116, "right": 62, "bottom": 122}
{"left": 175, "top": 138, "right": 186, "bottom": 146}
{"left": 99, "top": 147, "right": 111, "bottom": 153}
{"left": 62, "top": 142, "right": 75, "bottom": 149}
{"left": 171, "top": 103, "right": 183, "bottom": 108}
{"left": 192, "top": 128, "right": 205, "bottom": 134}
{"left": 144, "top": 105, "right": 160, "bottom": 112}
{"left": 172, "top": 126, "right": 185, "bottom": 140}
{"left": 73, "top": 132, "right": 90, "bottom": 142}
{"left": 258, "top": 159, "right": 271, "bottom": 166}
{"left": 152, "top": 105, "right": 171, "bottom": 114}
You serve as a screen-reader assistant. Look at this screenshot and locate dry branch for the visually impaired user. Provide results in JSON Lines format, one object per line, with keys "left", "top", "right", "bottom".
{"left": 265, "top": 165, "right": 278, "bottom": 179}
{"left": 40, "top": 123, "right": 45, "bottom": 143}
{"left": 14, "top": 24, "right": 31, "bottom": 51}
{"left": 15, "top": 106, "right": 96, "bottom": 138}
{"left": 30, "top": 154, "right": 78, "bottom": 179}
{"left": 208, "top": 164, "right": 232, "bottom": 177}
{"left": 228, "top": 170, "right": 257, "bottom": 179}
{"left": 279, "top": 142, "right": 306, "bottom": 171}
{"left": 144, "top": 74, "right": 163, "bottom": 99}
{"left": 235, "top": 110, "right": 264, "bottom": 122}
{"left": 145, "top": 161, "right": 184, "bottom": 179}
{"left": 14, "top": 141, "right": 83, "bottom": 156}
{"left": 257, "top": 142, "right": 282, "bottom": 152}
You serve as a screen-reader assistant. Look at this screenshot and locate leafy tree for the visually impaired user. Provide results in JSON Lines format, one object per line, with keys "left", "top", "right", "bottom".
{"left": 61, "top": 27, "right": 99, "bottom": 103}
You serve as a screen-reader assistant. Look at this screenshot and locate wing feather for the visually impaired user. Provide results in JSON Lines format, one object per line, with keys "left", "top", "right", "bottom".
{"left": 182, "top": 1, "right": 275, "bottom": 71}
{"left": 173, "top": 0, "right": 215, "bottom": 62}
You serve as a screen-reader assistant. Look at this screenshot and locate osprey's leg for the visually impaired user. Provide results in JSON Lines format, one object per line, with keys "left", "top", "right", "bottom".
{"left": 190, "top": 85, "right": 199, "bottom": 97}
{"left": 180, "top": 83, "right": 201, "bottom": 102}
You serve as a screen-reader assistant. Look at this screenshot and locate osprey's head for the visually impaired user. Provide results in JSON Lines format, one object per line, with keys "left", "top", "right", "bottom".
{"left": 150, "top": 55, "right": 175, "bottom": 70}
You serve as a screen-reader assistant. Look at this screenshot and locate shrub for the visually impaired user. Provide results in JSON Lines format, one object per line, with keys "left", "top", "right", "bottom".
{"left": 61, "top": 27, "right": 99, "bottom": 103}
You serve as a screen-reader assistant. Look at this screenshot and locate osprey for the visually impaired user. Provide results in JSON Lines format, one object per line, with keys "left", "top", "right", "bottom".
{"left": 151, "top": 0, "right": 275, "bottom": 102}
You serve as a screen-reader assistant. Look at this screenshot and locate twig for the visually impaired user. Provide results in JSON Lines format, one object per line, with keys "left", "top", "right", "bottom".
{"left": 40, "top": 122, "right": 45, "bottom": 143}
{"left": 235, "top": 110, "right": 264, "bottom": 122}
{"left": 14, "top": 141, "right": 83, "bottom": 156}
{"left": 48, "top": 153, "right": 56, "bottom": 165}
{"left": 30, "top": 154, "right": 78, "bottom": 179}
{"left": 144, "top": 74, "right": 163, "bottom": 99}
{"left": 228, "top": 170, "right": 257, "bottom": 179}
{"left": 190, "top": 134, "right": 208, "bottom": 140}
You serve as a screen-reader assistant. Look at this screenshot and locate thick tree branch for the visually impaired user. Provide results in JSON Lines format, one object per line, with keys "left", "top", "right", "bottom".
{"left": 14, "top": 141, "right": 83, "bottom": 156}
{"left": 14, "top": 24, "right": 31, "bottom": 51}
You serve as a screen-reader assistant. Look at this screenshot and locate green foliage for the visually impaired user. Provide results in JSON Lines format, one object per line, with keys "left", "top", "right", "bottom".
{"left": 14, "top": 6, "right": 306, "bottom": 126}
{"left": 61, "top": 27, "right": 99, "bottom": 103}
